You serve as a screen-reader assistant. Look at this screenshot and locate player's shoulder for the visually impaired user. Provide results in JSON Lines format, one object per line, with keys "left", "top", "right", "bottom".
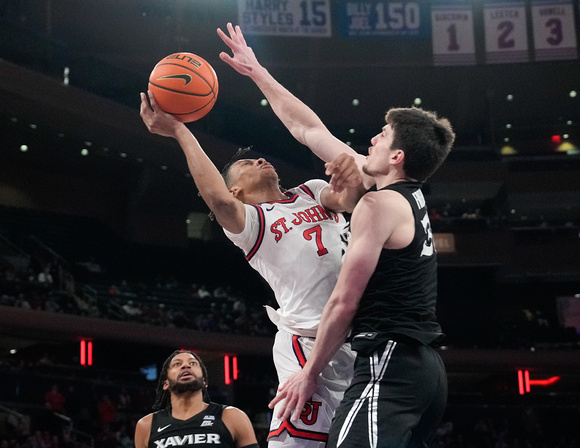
{"left": 136, "top": 412, "right": 154, "bottom": 426}
{"left": 361, "top": 187, "right": 403, "bottom": 205}
{"left": 222, "top": 406, "right": 252, "bottom": 426}
{"left": 134, "top": 413, "right": 154, "bottom": 442}
{"left": 299, "top": 179, "right": 329, "bottom": 194}
{"left": 357, "top": 188, "right": 408, "bottom": 218}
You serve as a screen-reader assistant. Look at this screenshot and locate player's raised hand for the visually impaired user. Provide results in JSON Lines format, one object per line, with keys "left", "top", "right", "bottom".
{"left": 217, "top": 23, "right": 260, "bottom": 77}
{"left": 140, "top": 91, "right": 183, "bottom": 138}
{"left": 268, "top": 370, "right": 318, "bottom": 423}
{"left": 325, "top": 153, "right": 363, "bottom": 193}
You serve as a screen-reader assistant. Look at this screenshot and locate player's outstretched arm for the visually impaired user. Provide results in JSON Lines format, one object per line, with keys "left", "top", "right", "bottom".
{"left": 140, "top": 91, "right": 246, "bottom": 233}
{"left": 217, "top": 23, "right": 372, "bottom": 187}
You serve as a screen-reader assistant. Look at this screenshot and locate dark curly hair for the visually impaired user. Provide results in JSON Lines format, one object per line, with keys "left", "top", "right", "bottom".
{"left": 152, "top": 350, "right": 210, "bottom": 410}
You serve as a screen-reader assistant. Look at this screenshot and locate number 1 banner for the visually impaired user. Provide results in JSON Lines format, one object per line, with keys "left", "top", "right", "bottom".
{"left": 237, "top": 0, "right": 331, "bottom": 36}
{"left": 431, "top": 2, "right": 476, "bottom": 66}
{"left": 531, "top": 0, "right": 578, "bottom": 61}
{"left": 483, "top": 1, "right": 530, "bottom": 63}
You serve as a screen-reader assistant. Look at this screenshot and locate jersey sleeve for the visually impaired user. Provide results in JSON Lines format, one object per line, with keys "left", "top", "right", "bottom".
{"left": 302, "top": 179, "right": 330, "bottom": 206}
{"left": 223, "top": 204, "right": 261, "bottom": 254}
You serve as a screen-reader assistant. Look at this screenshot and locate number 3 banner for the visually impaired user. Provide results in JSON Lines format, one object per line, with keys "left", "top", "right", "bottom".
{"left": 484, "top": 0, "right": 530, "bottom": 63}
{"left": 237, "top": 0, "right": 331, "bottom": 36}
{"left": 531, "top": 0, "right": 578, "bottom": 60}
{"left": 431, "top": 2, "right": 476, "bottom": 66}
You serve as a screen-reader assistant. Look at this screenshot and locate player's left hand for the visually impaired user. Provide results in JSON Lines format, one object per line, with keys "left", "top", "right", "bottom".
{"left": 217, "top": 23, "right": 259, "bottom": 77}
{"left": 268, "top": 370, "right": 318, "bottom": 423}
{"left": 325, "top": 153, "right": 363, "bottom": 193}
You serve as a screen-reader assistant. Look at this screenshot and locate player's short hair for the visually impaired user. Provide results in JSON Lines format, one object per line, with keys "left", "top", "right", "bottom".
{"left": 221, "top": 146, "right": 253, "bottom": 189}
{"left": 386, "top": 107, "right": 455, "bottom": 182}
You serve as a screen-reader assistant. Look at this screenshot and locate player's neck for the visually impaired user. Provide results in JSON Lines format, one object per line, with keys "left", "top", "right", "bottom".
{"left": 170, "top": 392, "right": 207, "bottom": 420}
{"left": 375, "top": 169, "right": 414, "bottom": 190}
{"left": 241, "top": 185, "right": 286, "bottom": 204}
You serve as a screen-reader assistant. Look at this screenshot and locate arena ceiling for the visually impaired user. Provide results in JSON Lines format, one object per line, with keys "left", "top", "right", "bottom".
{"left": 1, "top": 0, "right": 579, "bottom": 179}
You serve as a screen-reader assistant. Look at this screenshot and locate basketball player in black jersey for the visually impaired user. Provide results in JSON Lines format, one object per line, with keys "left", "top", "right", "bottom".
{"left": 269, "top": 108, "right": 455, "bottom": 448}
{"left": 134, "top": 350, "right": 259, "bottom": 448}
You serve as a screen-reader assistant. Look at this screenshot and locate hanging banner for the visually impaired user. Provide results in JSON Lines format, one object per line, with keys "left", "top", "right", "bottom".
{"left": 336, "top": 1, "right": 430, "bottom": 38}
{"left": 237, "top": 0, "right": 331, "bottom": 36}
{"left": 483, "top": 1, "right": 529, "bottom": 63}
{"left": 531, "top": 0, "right": 578, "bottom": 61}
{"left": 431, "top": 2, "right": 476, "bottom": 65}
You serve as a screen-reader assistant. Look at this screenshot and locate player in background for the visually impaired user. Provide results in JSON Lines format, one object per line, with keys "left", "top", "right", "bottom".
{"left": 134, "top": 350, "right": 258, "bottom": 448}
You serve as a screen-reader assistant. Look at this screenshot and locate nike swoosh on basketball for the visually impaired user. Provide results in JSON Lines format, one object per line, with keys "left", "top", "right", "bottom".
{"left": 157, "top": 424, "right": 172, "bottom": 432}
{"left": 158, "top": 74, "right": 192, "bottom": 85}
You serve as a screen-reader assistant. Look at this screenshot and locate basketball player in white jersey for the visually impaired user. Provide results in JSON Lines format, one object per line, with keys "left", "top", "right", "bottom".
{"left": 140, "top": 85, "right": 364, "bottom": 447}
{"left": 216, "top": 23, "right": 377, "bottom": 446}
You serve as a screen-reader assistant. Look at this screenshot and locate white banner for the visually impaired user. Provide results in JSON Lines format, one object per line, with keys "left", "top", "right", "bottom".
{"left": 483, "top": 1, "right": 529, "bottom": 63}
{"left": 531, "top": 0, "right": 578, "bottom": 61}
{"left": 238, "top": 0, "right": 331, "bottom": 36}
{"left": 431, "top": 3, "right": 476, "bottom": 66}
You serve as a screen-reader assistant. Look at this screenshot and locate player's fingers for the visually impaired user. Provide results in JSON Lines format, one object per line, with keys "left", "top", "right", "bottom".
{"left": 268, "top": 386, "right": 287, "bottom": 409}
{"left": 291, "top": 399, "right": 305, "bottom": 422}
{"left": 277, "top": 397, "right": 295, "bottom": 421}
{"left": 139, "top": 93, "right": 148, "bottom": 114}
{"left": 268, "top": 394, "right": 280, "bottom": 409}
{"left": 227, "top": 22, "right": 235, "bottom": 36}
{"left": 216, "top": 28, "right": 230, "bottom": 45}
{"left": 219, "top": 52, "right": 234, "bottom": 65}
{"left": 330, "top": 164, "right": 350, "bottom": 190}
{"left": 235, "top": 25, "right": 247, "bottom": 45}
{"left": 147, "top": 90, "right": 159, "bottom": 109}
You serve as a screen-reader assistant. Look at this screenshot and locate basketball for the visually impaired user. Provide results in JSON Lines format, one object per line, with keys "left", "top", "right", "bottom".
{"left": 148, "top": 52, "right": 218, "bottom": 122}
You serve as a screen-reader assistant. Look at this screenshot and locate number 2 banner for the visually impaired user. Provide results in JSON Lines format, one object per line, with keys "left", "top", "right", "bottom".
{"left": 431, "top": 2, "right": 476, "bottom": 66}
{"left": 483, "top": 0, "right": 530, "bottom": 63}
{"left": 531, "top": 0, "right": 578, "bottom": 61}
{"left": 237, "top": 0, "right": 331, "bottom": 36}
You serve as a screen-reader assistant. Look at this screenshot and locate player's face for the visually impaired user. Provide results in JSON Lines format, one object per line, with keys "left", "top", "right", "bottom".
{"left": 363, "top": 125, "right": 396, "bottom": 177}
{"left": 163, "top": 353, "right": 205, "bottom": 394}
{"left": 229, "top": 158, "right": 279, "bottom": 190}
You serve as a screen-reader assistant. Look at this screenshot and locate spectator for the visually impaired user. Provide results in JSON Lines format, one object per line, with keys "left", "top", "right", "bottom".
{"left": 44, "top": 385, "right": 66, "bottom": 413}
{"left": 96, "top": 395, "right": 117, "bottom": 427}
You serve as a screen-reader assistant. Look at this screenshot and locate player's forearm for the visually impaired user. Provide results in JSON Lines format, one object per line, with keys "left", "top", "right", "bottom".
{"left": 249, "top": 65, "right": 328, "bottom": 149}
{"left": 173, "top": 126, "right": 233, "bottom": 209}
{"left": 332, "top": 184, "right": 368, "bottom": 213}
{"left": 303, "top": 297, "right": 357, "bottom": 379}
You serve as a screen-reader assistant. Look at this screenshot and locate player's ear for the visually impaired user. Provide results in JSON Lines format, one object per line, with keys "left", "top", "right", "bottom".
{"left": 162, "top": 380, "right": 169, "bottom": 391}
{"left": 391, "top": 149, "right": 405, "bottom": 165}
{"left": 229, "top": 186, "right": 241, "bottom": 198}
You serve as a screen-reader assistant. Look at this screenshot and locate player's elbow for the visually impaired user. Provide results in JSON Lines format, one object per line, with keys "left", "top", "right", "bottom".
{"left": 328, "top": 295, "right": 359, "bottom": 321}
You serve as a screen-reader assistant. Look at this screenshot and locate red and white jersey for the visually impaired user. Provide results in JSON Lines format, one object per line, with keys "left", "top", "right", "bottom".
{"left": 224, "top": 180, "right": 349, "bottom": 337}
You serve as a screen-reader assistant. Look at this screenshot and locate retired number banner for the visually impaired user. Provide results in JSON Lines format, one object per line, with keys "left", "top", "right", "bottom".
{"left": 336, "top": 1, "right": 429, "bottom": 38}
{"left": 238, "top": 0, "right": 331, "bottom": 36}
{"left": 531, "top": 0, "right": 578, "bottom": 61}
{"left": 431, "top": 2, "right": 476, "bottom": 66}
{"left": 483, "top": 0, "right": 529, "bottom": 63}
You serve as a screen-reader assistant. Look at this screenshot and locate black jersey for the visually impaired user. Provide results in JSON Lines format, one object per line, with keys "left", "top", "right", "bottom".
{"left": 351, "top": 181, "right": 444, "bottom": 355}
{"left": 148, "top": 403, "right": 235, "bottom": 448}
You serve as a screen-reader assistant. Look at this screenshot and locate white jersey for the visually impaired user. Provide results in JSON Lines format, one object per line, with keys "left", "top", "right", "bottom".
{"left": 224, "top": 179, "right": 348, "bottom": 337}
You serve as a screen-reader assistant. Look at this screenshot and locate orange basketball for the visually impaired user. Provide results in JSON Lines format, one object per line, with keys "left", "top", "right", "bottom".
{"left": 148, "top": 52, "right": 218, "bottom": 122}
